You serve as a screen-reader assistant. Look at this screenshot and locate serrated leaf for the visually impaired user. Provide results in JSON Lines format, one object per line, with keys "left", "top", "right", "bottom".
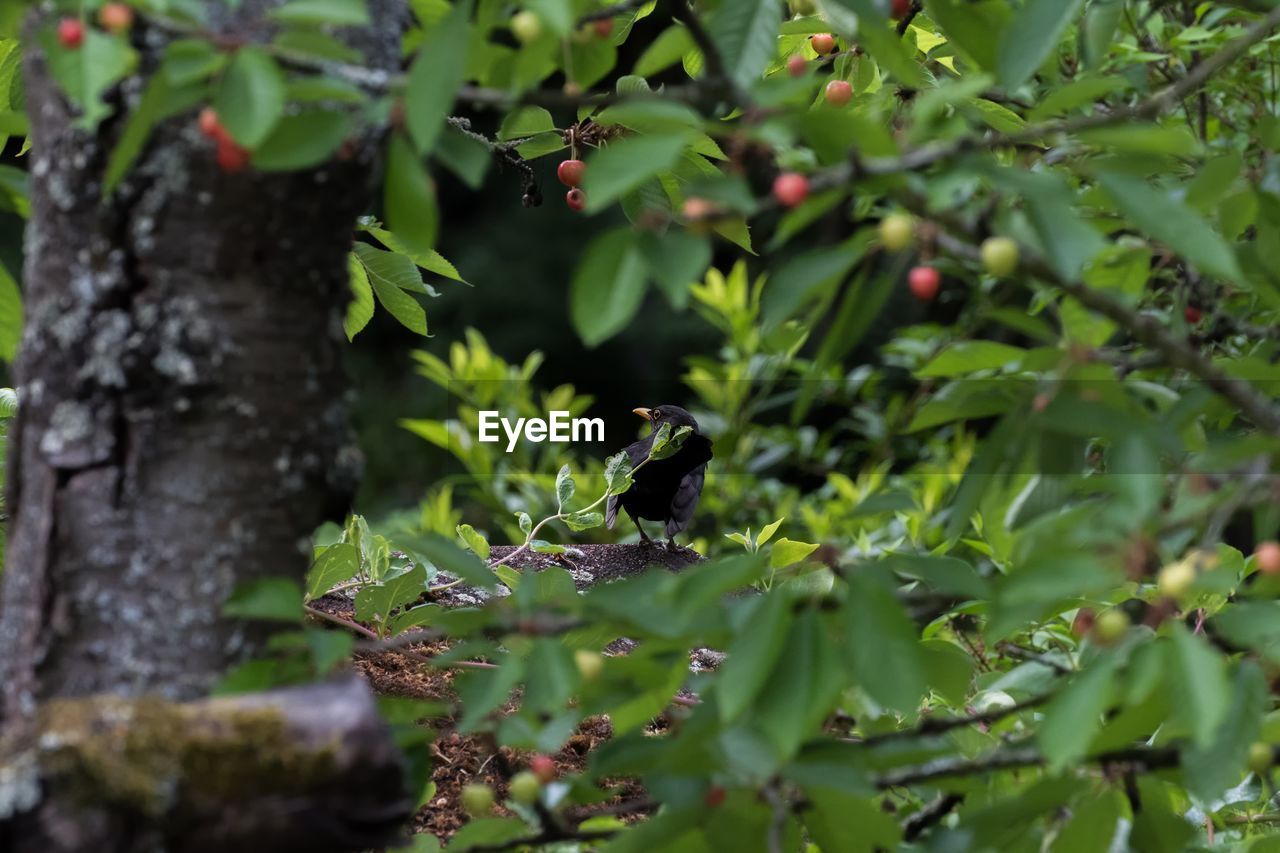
{"left": 708, "top": 0, "right": 783, "bottom": 88}
{"left": 345, "top": 251, "right": 375, "bottom": 340}
{"left": 352, "top": 243, "right": 428, "bottom": 336}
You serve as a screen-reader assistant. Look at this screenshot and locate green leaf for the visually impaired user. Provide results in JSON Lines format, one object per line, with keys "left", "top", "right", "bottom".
{"left": 497, "top": 106, "right": 555, "bottom": 140}
{"left": 398, "top": 533, "right": 497, "bottom": 589}
{"left": 40, "top": 26, "right": 135, "bottom": 130}
{"left": 404, "top": 0, "right": 471, "bottom": 155}
{"left": 997, "top": 0, "right": 1085, "bottom": 90}
{"left": 762, "top": 241, "right": 862, "bottom": 328}
{"left": 1096, "top": 171, "right": 1243, "bottom": 283}
{"left": 1038, "top": 655, "right": 1116, "bottom": 771}
{"left": 604, "top": 451, "right": 634, "bottom": 495}
{"left": 637, "top": 229, "right": 711, "bottom": 310}
{"left": 0, "top": 261, "right": 18, "bottom": 362}
{"left": 306, "top": 542, "right": 360, "bottom": 599}
{"left": 354, "top": 563, "right": 428, "bottom": 625}
{"left": 718, "top": 591, "right": 793, "bottom": 721}
{"left": 918, "top": 342, "right": 1027, "bottom": 377}
{"left": 352, "top": 243, "right": 429, "bottom": 336}
{"left": 162, "top": 38, "right": 227, "bottom": 86}
{"left": 582, "top": 133, "right": 691, "bottom": 211}
{"left": 828, "top": 0, "right": 923, "bottom": 86}
{"left": 516, "top": 512, "right": 533, "bottom": 536}
{"left": 215, "top": 46, "right": 286, "bottom": 147}
{"left": 756, "top": 518, "right": 783, "bottom": 548}
{"left": 344, "top": 251, "right": 375, "bottom": 340}
{"left": 105, "top": 72, "right": 202, "bottom": 194}
{"left": 845, "top": 572, "right": 926, "bottom": 713}
{"left": 269, "top": 0, "right": 370, "bottom": 26}
{"left": 224, "top": 578, "right": 304, "bottom": 622}
{"left": 555, "top": 464, "right": 576, "bottom": 509}
{"left": 755, "top": 610, "right": 844, "bottom": 759}
{"left": 252, "top": 109, "right": 353, "bottom": 171}
{"left": 925, "top": 0, "right": 1010, "bottom": 71}
{"left": 570, "top": 228, "right": 648, "bottom": 348}
{"left": 455, "top": 523, "right": 490, "bottom": 560}
{"left": 563, "top": 511, "right": 604, "bottom": 531}
{"left": 634, "top": 25, "right": 695, "bottom": 77}
{"left": 707, "top": 0, "right": 782, "bottom": 89}
{"left": 1168, "top": 624, "right": 1231, "bottom": 748}
{"left": 384, "top": 133, "right": 438, "bottom": 257}
{"left": 1181, "top": 661, "right": 1266, "bottom": 802}
{"left": 649, "top": 423, "right": 692, "bottom": 460}
{"left": 769, "top": 538, "right": 819, "bottom": 569}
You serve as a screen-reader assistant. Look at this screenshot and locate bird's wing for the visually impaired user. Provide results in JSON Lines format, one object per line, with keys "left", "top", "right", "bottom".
{"left": 679, "top": 434, "right": 714, "bottom": 470}
{"left": 606, "top": 492, "right": 619, "bottom": 529}
{"left": 665, "top": 463, "right": 706, "bottom": 538}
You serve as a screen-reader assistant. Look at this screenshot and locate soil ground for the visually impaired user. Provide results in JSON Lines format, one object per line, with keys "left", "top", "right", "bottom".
{"left": 311, "top": 543, "right": 701, "bottom": 844}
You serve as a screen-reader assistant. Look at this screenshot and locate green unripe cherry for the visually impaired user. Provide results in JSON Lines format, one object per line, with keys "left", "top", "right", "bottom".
{"left": 980, "top": 237, "right": 1020, "bottom": 277}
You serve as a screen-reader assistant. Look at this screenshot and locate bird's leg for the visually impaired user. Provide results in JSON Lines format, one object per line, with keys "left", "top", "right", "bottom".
{"left": 629, "top": 512, "right": 654, "bottom": 546}
{"left": 665, "top": 535, "right": 678, "bottom": 551}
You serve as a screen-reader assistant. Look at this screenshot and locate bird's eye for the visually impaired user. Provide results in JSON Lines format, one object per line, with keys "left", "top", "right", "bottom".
{"left": 651, "top": 408, "right": 662, "bottom": 419}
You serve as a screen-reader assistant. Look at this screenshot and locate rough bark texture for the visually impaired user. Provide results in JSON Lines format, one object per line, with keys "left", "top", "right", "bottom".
{"left": 0, "top": 2, "right": 412, "bottom": 850}
{"left": 1, "top": 1, "right": 402, "bottom": 717}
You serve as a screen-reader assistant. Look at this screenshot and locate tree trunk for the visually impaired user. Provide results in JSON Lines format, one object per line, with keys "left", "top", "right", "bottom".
{"left": 0, "top": 2, "right": 411, "bottom": 849}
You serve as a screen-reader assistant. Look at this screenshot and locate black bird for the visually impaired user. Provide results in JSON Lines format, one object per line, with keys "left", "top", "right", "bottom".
{"left": 606, "top": 405, "right": 713, "bottom": 549}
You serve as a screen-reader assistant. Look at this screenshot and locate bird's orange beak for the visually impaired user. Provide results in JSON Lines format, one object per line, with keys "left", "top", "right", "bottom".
{"left": 632, "top": 407, "right": 653, "bottom": 421}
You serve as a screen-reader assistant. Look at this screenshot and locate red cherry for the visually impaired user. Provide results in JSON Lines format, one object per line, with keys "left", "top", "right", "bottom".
{"left": 593, "top": 18, "right": 614, "bottom": 39}
{"left": 565, "top": 188, "right": 587, "bottom": 211}
{"left": 1256, "top": 541, "right": 1280, "bottom": 575}
{"left": 891, "top": 0, "right": 913, "bottom": 20}
{"left": 98, "top": 3, "right": 134, "bottom": 34}
{"left": 810, "top": 33, "right": 836, "bottom": 55}
{"left": 215, "top": 137, "right": 250, "bottom": 173}
{"left": 1184, "top": 305, "right": 1203, "bottom": 324}
{"left": 57, "top": 18, "right": 85, "bottom": 49}
{"left": 787, "top": 54, "right": 807, "bottom": 77}
{"left": 557, "top": 159, "right": 586, "bottom": 187}
{"left": 908, "top": 266, "right": 940, "bottom": 301}
{"left": 825, "top": 79, "right": 853, "bottom": 106}
{"left": 772, "top": 172, "right": 810, "bottom": 208}
{"left": 529, "top": 755, "right": 557, "bottom": 784}
{"left": 704, "top": 786, "right": 727, "bottom": 808}
{"left": 198, "top": 107, "right": 223, "bottom": 140}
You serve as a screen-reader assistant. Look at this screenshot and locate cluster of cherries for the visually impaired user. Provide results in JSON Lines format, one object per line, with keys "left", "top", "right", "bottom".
{"left": 557, "top": 157, "right": 587, "bottom": 211}
{"left": 56, "top": 3, "right": 133, "bottom": 47}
